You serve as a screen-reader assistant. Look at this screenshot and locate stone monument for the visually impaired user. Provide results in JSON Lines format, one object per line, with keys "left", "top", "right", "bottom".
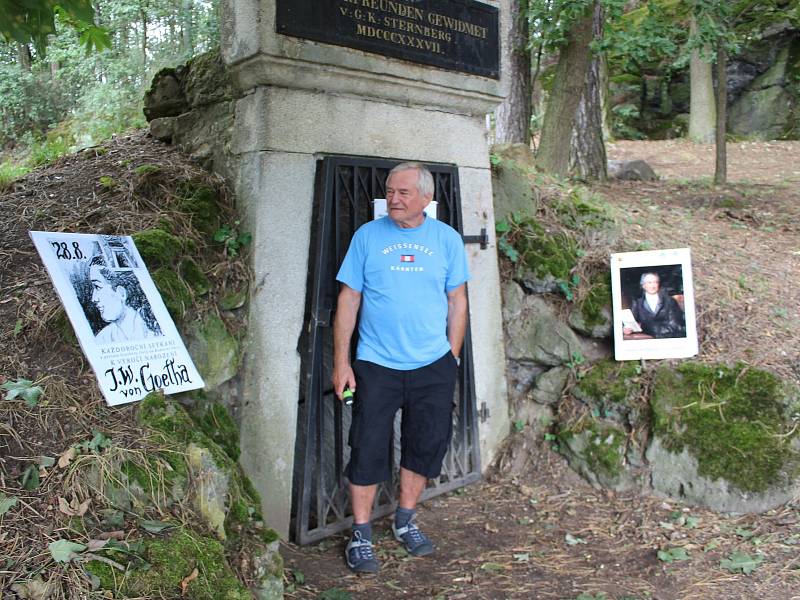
{"left": 221, "top": 0, "right": 511, "bottom": 538}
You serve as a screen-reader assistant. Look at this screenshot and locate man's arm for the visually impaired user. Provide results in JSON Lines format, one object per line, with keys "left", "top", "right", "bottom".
{"left": 446, "top": 284, "right": 468, "bottom": 359}
{"left": 332, "top": 284, "right": 361, "bottom": 400}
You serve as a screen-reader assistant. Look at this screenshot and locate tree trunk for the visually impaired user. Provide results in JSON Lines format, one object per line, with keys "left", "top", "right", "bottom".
{"left": 181, "top": 0, "right": 194, "bottom": 57}
{"left": 689, "top": 17, "right": 716, "bottom": 143}
{"left": 17, "top": 43, "right": 32, "bottom": 71}
{"left": 714, "top": 44, "right": 728, "bottom": 185}
{"left": 537, "top": 5, "right": 594, "bottom": 176}
{"left": 495, "top": 0, "right": 531, "bottom": 145}
{"left": 140, "top": 7, "right": 148, "bottom": 68}
{"left": 570, "top": 1, "right": 607, "bottom": 182}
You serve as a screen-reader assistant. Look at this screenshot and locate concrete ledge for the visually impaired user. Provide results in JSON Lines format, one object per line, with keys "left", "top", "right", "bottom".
{"left": 233, "top": 86, "right": 493, "bottom": 168}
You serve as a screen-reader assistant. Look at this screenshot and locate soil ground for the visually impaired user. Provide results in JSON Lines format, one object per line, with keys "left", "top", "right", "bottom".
{"left": 280, "top": 141, "right": 800, "bottom": 600}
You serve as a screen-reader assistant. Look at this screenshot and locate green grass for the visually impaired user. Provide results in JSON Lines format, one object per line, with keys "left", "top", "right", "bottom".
{"left": 0, "top": 161, "right": 31, "bottom": 192}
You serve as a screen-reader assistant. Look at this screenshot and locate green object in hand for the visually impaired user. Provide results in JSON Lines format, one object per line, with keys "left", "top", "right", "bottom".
{"left": 343, "top": 388, "right": 354, "bottom": 406}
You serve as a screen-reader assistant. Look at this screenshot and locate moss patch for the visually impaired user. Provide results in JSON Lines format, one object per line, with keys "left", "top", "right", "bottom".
{"left": 195, "top": 401, "right": 241, "bottom": 462}
{"left": 151, "top": 267, "right": 193, "bottom": 319}
{"left": 132, "top": 228, "right": 184, "bottom": 268}
{"left": 181, "top": 258, "right": 211, "bottom": 296}
{"left": 559, "top": 419, "right": 627, "bottom": 480}
{"left": 176, "top": 183, "right": 221, "bottom": 236}
{"left": 575, "top": 359, "right": 642, "bottom": 407}
{"left": 506, "top": 216, "right": 580, "bottom": 281}
{"left": 87, "top": 527, "right": 250, "bottom": 599}
{"left": 651, "top": 362, "right": 800, "bottom": 493}
{"left": 579, "top": 273, "right": 612, "bottom": 328}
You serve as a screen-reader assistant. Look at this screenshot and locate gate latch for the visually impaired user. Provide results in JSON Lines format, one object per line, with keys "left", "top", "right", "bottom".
{"left": 478, "top": 402, "right": 490, "bottom": 423}
{"left": 462, "top": 227, "right": 488, "bottom": 250}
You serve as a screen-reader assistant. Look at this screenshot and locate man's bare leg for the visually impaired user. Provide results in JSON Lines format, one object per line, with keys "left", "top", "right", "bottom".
{"left": 350, "top": 482, "right": 377, "bottom": 524}
{"left": 398, "top": 467, "right": 426, "bottom": 509}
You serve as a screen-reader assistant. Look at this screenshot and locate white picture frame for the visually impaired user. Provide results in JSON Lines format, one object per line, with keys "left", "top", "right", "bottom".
{"left": 610, "top": 248, "right": 698, "bottom": 361}
{"left": 30, "top": 231, "right": 204, "bottom": 405}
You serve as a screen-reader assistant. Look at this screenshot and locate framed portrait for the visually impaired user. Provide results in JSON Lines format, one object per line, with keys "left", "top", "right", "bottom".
{"left": 611, "top": 248, "right": 698, "bottom": 361}
{"left": 30, "top": 231, "right": 205, "bottom": 406}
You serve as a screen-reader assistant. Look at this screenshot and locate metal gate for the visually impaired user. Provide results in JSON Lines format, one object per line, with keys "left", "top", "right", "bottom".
{"left": 291, "top": 155, "right": 482, "bottom": 545}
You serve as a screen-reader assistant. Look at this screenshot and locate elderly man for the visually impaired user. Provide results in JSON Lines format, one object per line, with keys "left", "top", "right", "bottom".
{"left": 332, "top": 162, "right": 470, "bottom": 573}
{"left": 624, "top": 271, "right": 685, "bottom": 339}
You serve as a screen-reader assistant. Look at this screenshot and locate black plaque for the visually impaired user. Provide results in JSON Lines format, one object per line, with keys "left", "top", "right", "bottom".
{"left": 276, "top": 0, "right": 500, "bottom": 79}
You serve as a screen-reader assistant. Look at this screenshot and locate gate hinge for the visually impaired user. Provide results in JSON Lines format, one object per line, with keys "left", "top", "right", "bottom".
{"left": 462, "top": 227, "right": 488, "bottom": 249}
{"left": 478, "top": 402, "right": 490, "bottom": 423}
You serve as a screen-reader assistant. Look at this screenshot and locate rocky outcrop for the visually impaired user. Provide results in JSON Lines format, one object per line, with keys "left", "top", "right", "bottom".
{"left": 144, "top": 50, "right": 237, "bottom": 179}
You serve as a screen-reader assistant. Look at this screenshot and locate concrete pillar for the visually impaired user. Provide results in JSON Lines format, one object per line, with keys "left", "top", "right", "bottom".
{"left": 222, "top": 0, "right": 511, "bottom": 538}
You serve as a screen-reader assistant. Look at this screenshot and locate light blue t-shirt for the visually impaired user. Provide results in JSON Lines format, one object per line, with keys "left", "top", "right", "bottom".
{"left": 336, "top": 215, "right": 470, "bottom": 370}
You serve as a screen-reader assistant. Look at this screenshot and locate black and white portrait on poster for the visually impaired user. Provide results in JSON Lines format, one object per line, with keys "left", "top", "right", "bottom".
{"left": 611, "top": 248, "right": 698, "bottom": 361}
{"left": 30, "top": 232, "right": 204, "bottom": 406}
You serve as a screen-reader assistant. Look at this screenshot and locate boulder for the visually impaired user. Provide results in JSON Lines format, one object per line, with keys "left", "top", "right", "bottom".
{"left": 186, "top": 314, "right": 240, "bottom": 390}
{"left": 531, "top": 366, "right": 570, "bottom": 405}
{"left": 149, "top": 117, "right": 175, "bottom": 142}
{"left": 187, "top": 443, "right": 230, "bottom": 540}
{"left": 143, "top": 68, "right": 188, "bottom": 121}
{"left": 607, "top": 160, "right": 658, "bottom": 181}
{"left": 491, "top": 143, "right": 537, "bottom": 222}
{"left": 729, "top": 86, "right": 793, "bottom": 140}
{"left": 502, "top": 282, "right": 583, "bottom": 367}
{"left": 568, "top": 305, "right": 612, "bottom": 339}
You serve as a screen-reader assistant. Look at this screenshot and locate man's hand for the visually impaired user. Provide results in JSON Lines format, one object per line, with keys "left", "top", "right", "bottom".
{"left": 332, "top": 285, "right": 361, "bottom": 401}
{"left": 332, "top": 364, "right": 356, "bottom": 400}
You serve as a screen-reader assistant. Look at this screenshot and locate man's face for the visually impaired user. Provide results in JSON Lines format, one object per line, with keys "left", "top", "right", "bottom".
{"left": 386, "top": 169, "right": 432, "bottom": 228}
{"left": 642, "top": 275, "right": 660, "bottom": 295}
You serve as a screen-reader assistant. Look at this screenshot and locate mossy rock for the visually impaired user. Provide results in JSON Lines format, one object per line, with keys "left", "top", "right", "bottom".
{"left": 181, "top": 258, "right": 211, "bottom": 296}
{"left": 186, "top": 314, "right": 240, "bottom": 389}
{"left": 86, "top": 527, "right": 249, "bottom": 599}
{"left": 558, "top": 419, "right": 637, "bottom": 490}
{"left": 133, "top": 228, "right": 184, "bottom": 268}
{"left": 648, "top": 363, "right": 800, "bottom": 510}
{"left": 193, "top": 400, "right": 241, "bottom": 462}
{"left": 490, "top": 143, "right": 536, "bottom": 222}
{"left": 569, "top": 272, "right": 613, "bottom": 338}
{"left": 151, "top": 267, "right": 193, "bottom": 319}
{"left": 572, "top": 359, "right": 645, "bottom": 425}
{"left": 220, "top": 285, "right": 248, "bottom": 311}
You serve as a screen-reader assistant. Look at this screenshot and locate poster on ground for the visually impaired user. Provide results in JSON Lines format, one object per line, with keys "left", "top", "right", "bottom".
{"left": 611, "top": 248, "right": 698, "bottom": 361}
{"left": 30, "top": 231, "right": 204, "bottom": 406}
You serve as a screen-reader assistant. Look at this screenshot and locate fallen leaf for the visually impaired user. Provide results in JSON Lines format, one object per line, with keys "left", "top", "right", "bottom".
{"left": 10, "top": 576, "right": 54, "bottom": 600}
{"left": 180, "top": 567, "right": 199, "bottom": 596}
{"left": 484, "top": 523, "right": 499, "bottom": 534}
{"left": 58, "top": 447, "right": 76, "bottom": 469}
{"left": 479, "top": 562, "right": 507, "bottom": 572}
{"left": 0, "top": 493, "right": 17, "bottom": 515}
{"left": 720, "top": 551, "right": 763, "bottom": 574}
{"left": 87, "top": 539, "right": 110, "bottom": 552}
{"left": 565, "top": 533, "right": 587, "bottom": 545}
{"left": 139, "top": 519, "right": 175, "bottom": 533}
{"left": 48, "top": 539, "right": 87, "bottom": 563}
{"left": 58, "top": 496, "right": 91, "bottom": 517}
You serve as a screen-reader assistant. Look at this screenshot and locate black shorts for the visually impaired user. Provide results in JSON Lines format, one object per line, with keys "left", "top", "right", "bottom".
{"left": 345, "top": 351, "right": 458, "bottom": 486}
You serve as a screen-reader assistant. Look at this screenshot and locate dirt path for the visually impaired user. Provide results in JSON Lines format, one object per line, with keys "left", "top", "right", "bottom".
{"left": 281, "top": 141, "right": 800, "bottom": 600}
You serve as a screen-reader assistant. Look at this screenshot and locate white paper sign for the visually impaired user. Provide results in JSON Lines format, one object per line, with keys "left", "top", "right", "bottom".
{"left": 611, "top": 247, "right": 698, "bottom": 361}
{"left": 30, "top": 231, "right": 204, "bottom": 405}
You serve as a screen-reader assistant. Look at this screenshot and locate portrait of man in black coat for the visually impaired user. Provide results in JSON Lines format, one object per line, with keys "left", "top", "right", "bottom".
{"left": 623, "top": 272, "right": 686, "bottom": 339}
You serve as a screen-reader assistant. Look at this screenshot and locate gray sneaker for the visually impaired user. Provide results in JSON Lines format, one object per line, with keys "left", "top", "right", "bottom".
{"left": 345, "top": 531, "right": 379, "bottom": 573}
{"left": 392, "top": 519, "right": 434, "bottom": 556}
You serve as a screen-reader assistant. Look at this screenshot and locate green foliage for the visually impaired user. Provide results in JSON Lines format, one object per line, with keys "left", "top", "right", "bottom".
{"left": 214, "top": 222, "right": 252, "bottom": 258}
{"left": 0, "top": 493, "right": 17, "bottom": 515}
{"left": 651, "top": 362, "right": 800, "bottom": 493}
{"left": 0, "top": 0, "right": 109, "bottom": 56}
{"left": 720, "top": 551, "right": 763, "bottom": 574}
{"left": 2, "top": 378, "right": 43, "bottom": 406}
{"left": 0, "top": 161, "right": 29, "bottom": 191}
{"left": 496, "top": 213, "right": 580, "bottom": 287}
{"left": 658, "top": 546, "right": 690, "bottom": 563}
